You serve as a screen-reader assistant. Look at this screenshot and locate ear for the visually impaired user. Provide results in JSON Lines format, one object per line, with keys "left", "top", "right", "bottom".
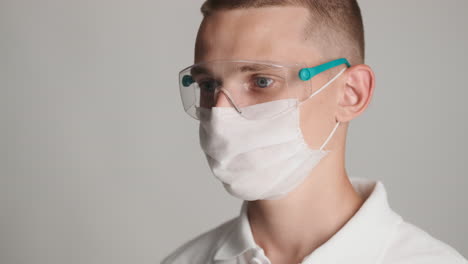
{"left": 336, "top": 64, "right": 375, "bottom": 122}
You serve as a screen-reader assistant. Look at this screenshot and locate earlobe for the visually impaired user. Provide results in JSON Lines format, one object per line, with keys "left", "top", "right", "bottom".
{"left": 336, "top": 64, "right": 375, "bottom": 122}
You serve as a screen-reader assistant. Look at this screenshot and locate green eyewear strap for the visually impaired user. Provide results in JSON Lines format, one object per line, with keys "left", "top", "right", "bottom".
{"left": 181, "top": 58, "right": 351, "bottom": 87}
{"left": 298, "top": 58, "right": 351, "bottom": 81}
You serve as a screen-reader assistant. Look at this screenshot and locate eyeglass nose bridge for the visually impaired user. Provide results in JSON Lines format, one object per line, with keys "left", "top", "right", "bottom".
{"left": 214, "top": 87, "right": 243, "bottom": 114}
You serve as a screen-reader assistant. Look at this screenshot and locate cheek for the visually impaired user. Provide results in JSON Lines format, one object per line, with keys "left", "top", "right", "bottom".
{"left": 299, "top": 96, "right": 335, "bottom": 149}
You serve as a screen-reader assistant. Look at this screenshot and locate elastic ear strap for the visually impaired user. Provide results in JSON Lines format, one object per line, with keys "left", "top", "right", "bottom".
{"left": 320, "top": 121, "right": 341, "bottom": 151}
{"left": 305, "top": 67, "right": 347, "bottom": 101}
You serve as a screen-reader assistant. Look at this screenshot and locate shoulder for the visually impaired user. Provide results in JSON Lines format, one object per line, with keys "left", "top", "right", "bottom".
{"left": 381, "top": 220, "right": 467, "bottom": 264}
{"left": 160, "top": 217, "right": 237, "bottom": 264}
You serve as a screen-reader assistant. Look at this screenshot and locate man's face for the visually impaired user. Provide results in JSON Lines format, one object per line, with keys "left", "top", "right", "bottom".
{"left": 195, "top": 6, "right": 344, "bottom": 149}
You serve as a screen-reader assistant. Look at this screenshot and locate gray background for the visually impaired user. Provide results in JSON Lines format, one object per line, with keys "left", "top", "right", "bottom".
{"left": 1, "top": 0, "right": 467, "bottom": 263}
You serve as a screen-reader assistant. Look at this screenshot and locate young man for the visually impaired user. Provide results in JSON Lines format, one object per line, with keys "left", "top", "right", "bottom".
{"left": 163, "top": 1, "right": 467, "bottom": 263}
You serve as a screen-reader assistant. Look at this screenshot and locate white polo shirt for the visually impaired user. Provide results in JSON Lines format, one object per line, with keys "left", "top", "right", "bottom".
{"left": 161, "top": 178, "right": 467, "bottom": 264}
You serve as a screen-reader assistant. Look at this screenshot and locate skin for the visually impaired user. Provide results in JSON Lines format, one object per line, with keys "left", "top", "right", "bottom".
{"left": 194, "top": 6, "right": 375, "bottom": 264}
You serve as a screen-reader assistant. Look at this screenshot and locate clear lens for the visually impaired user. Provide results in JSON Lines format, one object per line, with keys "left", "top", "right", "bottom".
{"left": 179, "top": 60, "right": 309, "bottom": 120}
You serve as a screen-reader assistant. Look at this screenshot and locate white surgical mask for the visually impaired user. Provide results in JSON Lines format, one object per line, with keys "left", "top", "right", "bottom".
{"left": 198, "top": 68, "right": 346, "bottom": 201}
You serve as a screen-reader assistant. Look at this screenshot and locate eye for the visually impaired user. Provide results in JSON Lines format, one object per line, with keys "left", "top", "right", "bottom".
{"left": 198, "top": 79, "right": 220, "bottom": 92}
{"left": 254, "top": 77, "right": 274, "bottom": 89}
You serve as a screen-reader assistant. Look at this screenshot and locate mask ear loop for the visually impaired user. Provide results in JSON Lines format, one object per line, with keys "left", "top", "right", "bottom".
{"left": 298, "top": 67, "right": 347, "bottom": 151}
{"left": 319, "top": 120, "right": 340, "bottom": 151}
{"left": 299, "top": 67, "right": 347, "bottom": 106}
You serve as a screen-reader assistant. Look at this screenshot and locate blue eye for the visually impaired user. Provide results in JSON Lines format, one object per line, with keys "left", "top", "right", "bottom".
{"left": 198, "top": 79, "right": 220, "bottom": 92}
{"left": 255, "top": 77, "right": 274, "bottom": 88}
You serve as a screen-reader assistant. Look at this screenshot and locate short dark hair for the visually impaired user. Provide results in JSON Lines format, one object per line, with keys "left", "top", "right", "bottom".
{"left": 200, "top": 0, "right": 365, "bottom": 65}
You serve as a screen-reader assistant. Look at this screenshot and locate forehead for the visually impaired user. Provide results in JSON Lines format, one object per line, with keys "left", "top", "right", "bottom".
{"left": 195, "top": 6, "right": 319, "bottom": 65}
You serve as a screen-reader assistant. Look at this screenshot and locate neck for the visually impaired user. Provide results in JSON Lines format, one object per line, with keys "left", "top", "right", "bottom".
{"left": 247, "top": 146, "right": 364, "bottom": 263}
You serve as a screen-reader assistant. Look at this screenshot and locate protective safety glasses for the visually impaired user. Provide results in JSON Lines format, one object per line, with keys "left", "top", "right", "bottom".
{"left": 178, "top": 58, "right": 350, "bottom": 120}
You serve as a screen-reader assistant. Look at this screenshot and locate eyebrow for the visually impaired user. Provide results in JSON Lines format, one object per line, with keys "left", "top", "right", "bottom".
{"left": 190, "top": 65, "right": 212, "bottom": 77}
{"left": 190, "top": 63, "right": 281, "bottom": 78}
{"left": 239, "top": 64, "right": 280, "bottom": 72}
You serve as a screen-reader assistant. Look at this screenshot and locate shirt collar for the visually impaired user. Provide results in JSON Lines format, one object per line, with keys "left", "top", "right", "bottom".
{"left": 213, "top": 178, "right": 403, "bottom": 264}
{"left": 213, "top": 199, "right": 258, "bottom": 261}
